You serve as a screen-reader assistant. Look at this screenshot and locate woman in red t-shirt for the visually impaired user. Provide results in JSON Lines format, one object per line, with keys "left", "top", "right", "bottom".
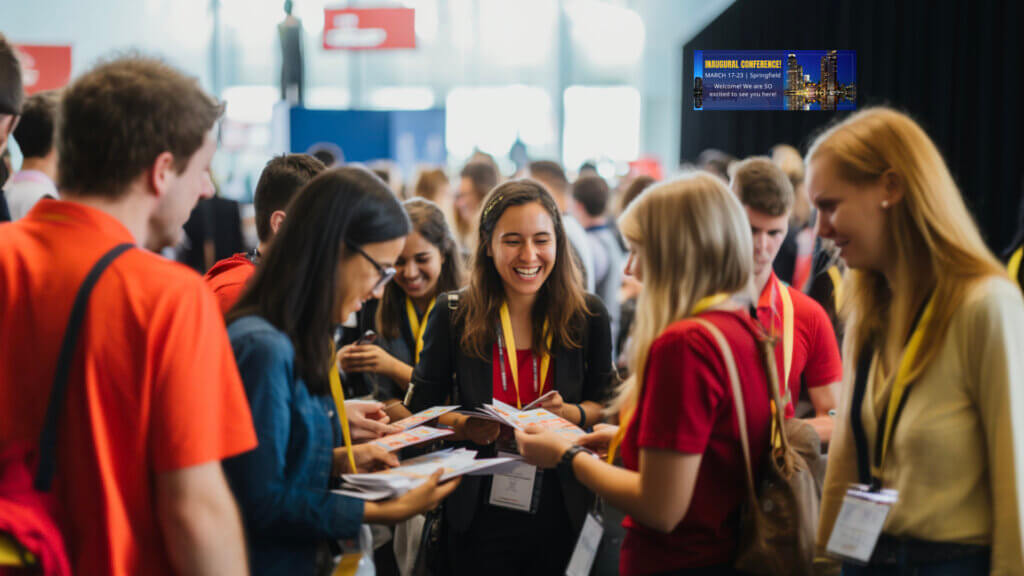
{"left": 516, "top": 172, "right": 773, "bottom": 576}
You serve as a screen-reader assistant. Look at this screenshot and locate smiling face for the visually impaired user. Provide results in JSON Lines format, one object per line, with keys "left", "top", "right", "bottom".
{"left": 806, "top": 154, "right": 891, "bottom": 272}
{"left": 487, "top": 202, "right": 557, "bottom": 299}
{"left": 394, "top": 231, "right": 444, "bottom": 301}
{"left": 334, "top": 237, "right": 406, "bottom": 322}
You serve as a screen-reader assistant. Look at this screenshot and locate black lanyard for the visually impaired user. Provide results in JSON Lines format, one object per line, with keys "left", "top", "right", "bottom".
{"left": 850, "top": 294, "right": 932, "bottom": 491}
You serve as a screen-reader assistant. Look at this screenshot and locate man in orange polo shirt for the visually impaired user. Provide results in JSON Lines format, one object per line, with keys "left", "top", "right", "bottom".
{"left": 730, "top": 156, "right": 843, "bottom": 443}
{"left": 0, "top": 56, "right": 256, "bottom": 575}
{"left": 205, "top": 153, "right": 324, "bottom": 313}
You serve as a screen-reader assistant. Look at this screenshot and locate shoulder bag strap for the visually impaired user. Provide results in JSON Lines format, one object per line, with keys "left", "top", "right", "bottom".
{"left": 35, "top": 243, "right": 134, "bottom": 491}
{"left": 692, "top": 318, "right": 760, "bottom": 508}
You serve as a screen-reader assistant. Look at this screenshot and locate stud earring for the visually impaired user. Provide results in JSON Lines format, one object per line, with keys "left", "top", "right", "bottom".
{"left": 881, "top": 200, "right": 890, "bottom": 209}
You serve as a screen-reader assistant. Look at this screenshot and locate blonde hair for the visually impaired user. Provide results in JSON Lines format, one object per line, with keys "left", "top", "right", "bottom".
{"left": 806, "top": 107, "right": 1006, "bottom": 379}
{"left": 610, "top": 172, "right": 753, "bottom": 417}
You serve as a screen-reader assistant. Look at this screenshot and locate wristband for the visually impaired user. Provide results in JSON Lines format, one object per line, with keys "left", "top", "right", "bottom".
{"left": 576, "top": 404, "right": 587, "bottom": 429}
{"left": 558, "top": 445, "right": 589, "bottom": 477}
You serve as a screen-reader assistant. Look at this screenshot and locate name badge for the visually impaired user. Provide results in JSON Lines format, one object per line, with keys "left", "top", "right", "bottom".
{"left": 826, "top": 485, "right": 898, "bottom": 564}
{"left": 565, "top": 512, "right": 603, "bottom": 576}
{"left": 488, "top": 451, "right": 539, "bottom": 512}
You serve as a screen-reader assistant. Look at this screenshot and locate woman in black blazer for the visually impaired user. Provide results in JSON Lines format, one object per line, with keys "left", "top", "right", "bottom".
{"left": 407, "top": 179, "right": 616, "bottom": 576}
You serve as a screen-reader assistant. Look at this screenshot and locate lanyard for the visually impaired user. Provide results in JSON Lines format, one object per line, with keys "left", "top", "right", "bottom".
{"left": 827, "top": 265, "right": 844, "bottom": 311}
{"left": 1009, "top": 246, "right": 1023, "bottom": 289}
{"left": 607, "top": 292, "right": 731, "bottom": 464}
{"left": 851, "top": 293, "right": 935, "bottom": 490}
{"left": 497, "top": 302, "right": 550, "bottom": 409}
{"left": 764, "top": 277, "right": 795, "bottom": 444}
{"left": 406, "top": 297, "right": 436, "bottom": 364}
{"left": 328, "top": 340, "right": 358, "bottom": 474}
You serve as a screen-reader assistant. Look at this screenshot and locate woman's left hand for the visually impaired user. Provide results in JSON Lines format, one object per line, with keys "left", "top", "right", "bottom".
{"left": 538, "top": 391, "right": 569, "bottom": 420}
{"left": 514, "top": 424, "right": 573, "bottom": 469}
{"left": 334, "top": 443, "right": 400, "bottom": 474}
{"left": 338, "top": 344, "right": 396, "bottom": 375}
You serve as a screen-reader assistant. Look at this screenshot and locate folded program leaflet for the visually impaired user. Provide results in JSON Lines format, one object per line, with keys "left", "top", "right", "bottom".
{"left": 458, "top": 399, "right": 586, "bottom": 439}
{"left": 391, "top": 405, "right": 461, "bottom": 431}
{"left": 370, "top": 425, "right": 453, "bottom": 452}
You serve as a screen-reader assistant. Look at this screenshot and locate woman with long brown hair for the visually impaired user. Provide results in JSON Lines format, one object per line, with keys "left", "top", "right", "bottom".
{"left": 407, "top": 179, "right": 615, "bottom": 575}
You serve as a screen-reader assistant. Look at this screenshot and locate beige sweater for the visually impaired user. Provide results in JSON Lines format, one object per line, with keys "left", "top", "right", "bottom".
{"left": 818, "top": 277, "right": 1024, "bottom": 574}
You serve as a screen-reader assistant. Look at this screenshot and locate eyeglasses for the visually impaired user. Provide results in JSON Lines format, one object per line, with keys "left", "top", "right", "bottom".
{"left": 348, "top": 242, "right": 397, "bottom": 293}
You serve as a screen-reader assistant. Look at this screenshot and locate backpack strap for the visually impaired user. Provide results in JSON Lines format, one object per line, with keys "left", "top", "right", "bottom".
{"left": 35, "top": 243, "right": 134, "bottom": 491}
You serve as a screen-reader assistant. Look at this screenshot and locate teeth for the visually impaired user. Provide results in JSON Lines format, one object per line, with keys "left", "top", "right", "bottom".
{"left": 514, "top": 266, "right": 542, "bottom": 278}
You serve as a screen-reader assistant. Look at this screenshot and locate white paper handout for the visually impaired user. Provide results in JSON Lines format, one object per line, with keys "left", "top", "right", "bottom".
{"left": 458, "top": 400, "right": 586, "bottom": 440}
{"left": 333, "top": 449, "right": 516, "bottom": 501}
{"left": 391, "top": 405, "right": 461, "bottom": 431}
{"left": 371, "top": 425, "right": 454, "bottom": 452}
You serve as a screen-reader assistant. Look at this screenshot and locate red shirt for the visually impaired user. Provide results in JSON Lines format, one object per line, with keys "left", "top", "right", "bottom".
{"left": 203, "top": 252, "right": 256, "bottom": 314}
{"left": 619, "top": 310, "right": 771, "bottom": 575}
{"left": 0, "top": 200, "right": 258, "bottom": 576}
{"left": 756, "top": 272, "right": 843, "bottom": 417}
{"left": 491, "top": 342, "right": 552, "bottom": 409}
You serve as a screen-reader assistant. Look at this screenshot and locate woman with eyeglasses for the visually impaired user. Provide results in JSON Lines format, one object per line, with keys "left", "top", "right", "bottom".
{"left": 407, "top": 179, "right": 616, "bottom": 575}
{"left": 222, "top": 167, "right": 460, "bottom": 576}
{"left": 337, "top": 198, "right": 465, "bottom": 417}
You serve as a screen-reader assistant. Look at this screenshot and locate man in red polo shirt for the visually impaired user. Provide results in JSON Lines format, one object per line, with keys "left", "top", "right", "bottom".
{"left": 0, "top": 56, "right": 256, "bottom": 575}
{"left": 204, "top": 154, "right": 325, "bottom": 313}
{"left": 730, "top": 156, "right": 842, "bottom": 443}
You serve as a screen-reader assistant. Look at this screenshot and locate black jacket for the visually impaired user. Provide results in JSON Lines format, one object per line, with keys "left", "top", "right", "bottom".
{"left": 408, "top": 291, "right": 616, "bottom": 533}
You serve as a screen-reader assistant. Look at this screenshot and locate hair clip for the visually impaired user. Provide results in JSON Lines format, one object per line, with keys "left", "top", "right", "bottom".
{"left": 482, "top": 193, "right": 504, "bottom": 220}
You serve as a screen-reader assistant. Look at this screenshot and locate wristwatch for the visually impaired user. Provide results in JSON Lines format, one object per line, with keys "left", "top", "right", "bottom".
{"left": 558, "top": 445, "right": 590, "bottom": 476}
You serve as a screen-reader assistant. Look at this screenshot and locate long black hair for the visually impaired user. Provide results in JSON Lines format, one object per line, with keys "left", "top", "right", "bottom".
{"left": 377, "top": 197, "right": 464, "bottom": 340}
{"left": 228, "top": 166, "right": 411, "bottom": 394}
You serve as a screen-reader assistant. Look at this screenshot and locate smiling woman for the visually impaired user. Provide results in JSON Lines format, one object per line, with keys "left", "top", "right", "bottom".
{"left": 406, "top": 178, "right": 616, "bottom": 575}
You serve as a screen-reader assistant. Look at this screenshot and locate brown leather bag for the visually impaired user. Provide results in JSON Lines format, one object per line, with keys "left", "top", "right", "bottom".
{"left": 694, "top": 319, "right": 819, "bottom": 576}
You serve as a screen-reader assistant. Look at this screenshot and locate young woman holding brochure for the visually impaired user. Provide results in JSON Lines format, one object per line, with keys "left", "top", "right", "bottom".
{"left": 338, "top": 198, "right": 464, "bottom": 416}
{"left": 222, "top": 167, "right": 459, "bottom": 576}
{"left": 407, "top": 179, "right": 616, "bottom": 575}
{"left": 515, "top": 173, "right": 773, "bottom": 575}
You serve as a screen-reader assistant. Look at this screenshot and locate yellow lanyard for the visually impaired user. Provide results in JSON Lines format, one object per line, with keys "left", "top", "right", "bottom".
{"left": 827, "top": 265, "right": 844, "bottom": 311}
{"left": 775, "top": 277, "right": 794, "bottom": 395}
{"left": 498, "top": 302, "right": 551, "bottom": 409}
{"left": 406, "top": 297, "right": 436, "bottom": 364}
{"left": 870, "top": 295, "right": 936, "bottom": 479}
{"left": 607, "top": 293, "right": 731, "bottom": 464}
{"left": 328, "top": 340, "right": 358, "bottom": 474}
{"left": 1009, "top": 246, "right": 1023, "bottom": 289}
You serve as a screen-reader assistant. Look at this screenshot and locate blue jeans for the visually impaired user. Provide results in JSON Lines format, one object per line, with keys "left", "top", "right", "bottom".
{"left": 842, "top": 553, "right": 990, "bottom": 576}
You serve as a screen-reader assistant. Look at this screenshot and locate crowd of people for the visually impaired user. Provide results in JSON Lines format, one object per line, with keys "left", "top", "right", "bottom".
{"left": 2, "top": 33, "right": 1024, "bottom": 576}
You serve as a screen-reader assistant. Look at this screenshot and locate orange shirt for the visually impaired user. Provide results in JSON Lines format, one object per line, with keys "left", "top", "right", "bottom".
{"left": 204, "top": 252, "right": 257, "bottom": 314}
{"left": 0, "top": 199, "right": 258, "bottom": 576}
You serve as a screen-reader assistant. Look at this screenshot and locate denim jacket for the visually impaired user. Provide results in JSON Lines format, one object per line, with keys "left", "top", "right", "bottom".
{"left": 223, "top": 315, "right": 364, "bottom": 576}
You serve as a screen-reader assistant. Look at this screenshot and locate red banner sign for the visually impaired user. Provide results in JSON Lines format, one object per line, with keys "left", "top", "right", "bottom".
{"left": 14, "top": 45, "right": 72, "bottom": 95}
{"left": 323, "top": 7, "right": 416, "bottom": 50}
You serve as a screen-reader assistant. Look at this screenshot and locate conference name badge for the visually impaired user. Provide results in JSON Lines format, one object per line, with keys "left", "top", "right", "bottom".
{"left": 488, "top": 451, "right": 541, "bottom": 513}
{"left": 826, "top": 485, "right": 898, "bottom": 564}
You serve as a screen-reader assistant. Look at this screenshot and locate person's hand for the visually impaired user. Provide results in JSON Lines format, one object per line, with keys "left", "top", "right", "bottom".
{"left": 514, "top": 424, "right": 573, "bottom": 469}
{"left": 538, "top": 391, "right": 567, "bottom": 419}
{"left": 458, "top": 415, "right": 501, "bottom": 446}
{"left": 389, "top": 471, "right": 460, "bottom": 521}
{"left": 364, "top": 470, "right": 461, "bottom": 524}
{"left": 574, "top": 423, "right": 618, "bottom": 458}
{"left": 337, "top": 343, "right": 396, "bottom": 375}
{"left": 333, "top": 443, "right": 399, "bottom": 475}
{"left": 345, "top": 400, "right": 401, "bottom": 441}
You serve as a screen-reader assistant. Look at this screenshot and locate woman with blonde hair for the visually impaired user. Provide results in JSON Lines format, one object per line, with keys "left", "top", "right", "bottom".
{"left": 515, "top": 172, "right": 773, "bottom": 575}
{"left": 808, "top": 107, "right": 1024, "bottom": 574}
